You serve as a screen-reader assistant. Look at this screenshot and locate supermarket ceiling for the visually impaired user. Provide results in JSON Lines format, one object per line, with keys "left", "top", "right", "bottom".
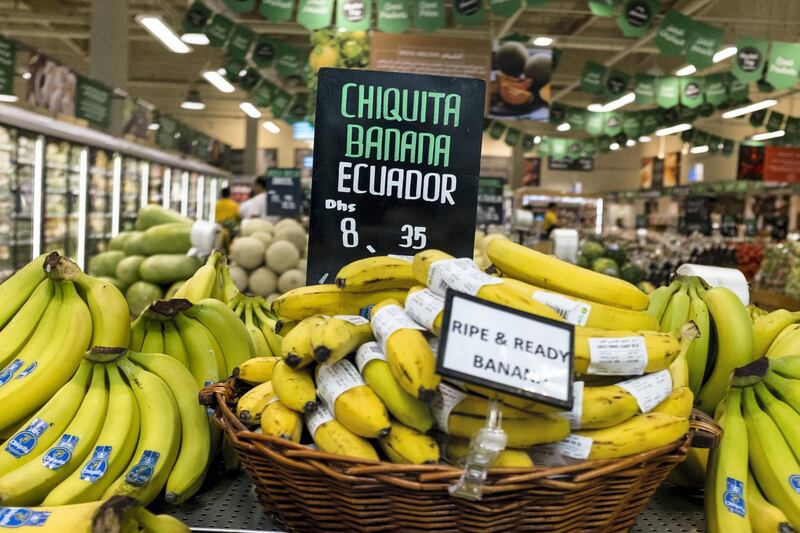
{"left": 1, "top": 0, "right": 799, "bottom": 143}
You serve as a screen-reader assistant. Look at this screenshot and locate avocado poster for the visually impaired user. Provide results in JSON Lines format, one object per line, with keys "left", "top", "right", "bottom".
{"left": 490, "top": 41, "right": 552, "bottom": 121}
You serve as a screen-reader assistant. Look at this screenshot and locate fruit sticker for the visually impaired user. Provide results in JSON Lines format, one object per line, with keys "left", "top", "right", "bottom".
{"left": 79, "top": 446, "right": 112, "bottom": 483}
{"left": 42, "top": 435, "right": 79, "bottom": 470}
{"left": 0, "top": 360, "right": 24, "bottom": 387}
{"left": 15, "top": 362, "right": 37, "bottom": 380}
{"left": 0, "top": 508, "right": 50, "bottom": 528}
{"left": 723, "top": 477, "right": 746, "bottom": 517}
{"left": 790, "top": 475, "right": 800, "bottom": 493}
{"left": 5, "top": 418, "right": 49, "bottom": 459}
{"left": 125, "top": 450, "right": 160, "bottom": 486}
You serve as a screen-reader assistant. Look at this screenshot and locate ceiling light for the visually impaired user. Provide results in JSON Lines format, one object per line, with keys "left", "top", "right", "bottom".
{"left": 533, "top": 135, "right": 542, "bottom": 144}
{"left": 609, "top": 142, "right": 620, "bottom": 150}
{"left": 602, "top": 92, "right": 635, "bottom": 112}
{"left": 180, "top": 89, "right": 205, "bottom": 110}
{"left": 656, "top": 123, "right": 692, "bottom": 136}
{"left": 690, "top": 145, "right": 709, "bottom": 154}
{"left": 556, "top": 122, "right": 571, "bottom": 132}
{"left": 148, "top": 122, "right": 160, "bottom": 130}
{"left": 181, "top": 33, "right": 209, "bottom": 45}
{"left": 238, "top": 69, "right": 248, "bottom": 77}
{"left": 202, "top": 70, "right": 235, "bottom": 93}
{"left": 638, "top": 135, "right": 652, "bottom": 143}
{"left": 135, "top": 15, "right": 192, "bottom": 54}
{"left": 751, "top": 130, "right": 786, "bottom": 141}
{"left": 239, "top": 102, "right": 262, "bottom": 119}
{"left": 713, "top": 46, "right": 737, "bottom": 63}
{"left": 532, "top": 36, "right": 553, "bottom": 47}
{"left": 21, "top": 72, "right": 31, "bottom": 80}
{"left": 263, "top": 120, "right": 281, "bottom": 133}
{"left": 722, "top": 99, "right": 778, "bottom": 119}
{"left": 626, "top": 139, "right": 636, "bottom": 147}
{"left": 0, "top": 94, "right": 18, "bottom": 103}
{"left": 675, "top": 64, "right": 697, "bottom": 76}
{"left": 587, "top": 103, "right": 604, "bottom": 112}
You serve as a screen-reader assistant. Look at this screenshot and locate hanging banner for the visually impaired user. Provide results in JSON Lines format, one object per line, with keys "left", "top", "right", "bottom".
{"left": 491, "top": 0, "right": 521, "bottom": 17}
{"left": 588, "top": 0, "right": 619, "bottom": 16}
{"left": 205, "top": 13, "right": 234, "bottom": 47}
{"left": 453, "top": 0, "right": 485, "bottom": 27}
{"left": 537, "top": 138, "right": 551, "bottom": 156}
{"left": 224, "top": 58, "right": 246, "bottom": 82}
{"left": 182, "top": 1, "right": 213, "bottom": 33}
{"left": 413, "top": 0, "right": 445, "bottom": 32}
{"left": 253, "top": 79, "right": 277, "bottom": 106}
{"left": 297, "top": 0, "right": 334, "bottom": 30}
{"left": 489, "top": 121, "right": 506, "bottom": 139}
{"left": 685, "top": 20, "right": 725, "bottom": 70}
{"left": 505, "top": 128, "right": 521, "bottom": 146}
{"left": 252, "top": 36, "right": 279, "bottom": 68}
{"left": 0, "top": 35, "right": 14, "bottom": 98}
{"left": 641, "top": 110, "right": 659, "bottom": 133}
{"left": 271, "top": 88, "right": 293, "bottom": 118}
{"left": 786, "top": 118, "right": 800, "bottom": 141}
{"left": 337, "top": 0, "right": 371, "bottom": 30}
{"left": 286, "top": 94, "right": 309, "bottom": 122}
{"left": 604, "top": 111, "right": 623, "bottom": 136}
{"left": 75, "top": 76, "right": 111, "bottom": 129}
{"left": 604, "top": 68, "right": 630, "bottom": 98}
{"left": 703, "top": 72, "right": 727, "bottom": 105}
{"left": 633, "top": 73, "right": 657, "bottom": 104}
{"left": 239, "top": 68, "right": 262, "bottom": 92}
{"left": 622, "top": 112, "right": 642, "bottom": 138}
{"left": 766, "top": 41, "right": 800, "bottom": 90}
{"left": 226, "top": 25, "right": 255, "bottom": 59}
{"left": 585, "top": 112, "right": 604, "bottom": 136}
{"left": 567, "top": 107, "right": 586, "bottom": 131}
{"left": 655, "top": 10, "right": 691, "bottom": 56}
{"left": 377, "top": 0, "right": 410, "bottom": 33}
{"left": 550, "top": 138, "right": 567, "bottom": 159}
{"left": 729, "top": 77, "right": 748, "bottom": 103}
{"left": 749, "top": 108, "right": 767, "bottom": 127}
{"left": 260, "top": 0, "right": 294, "bottom": 21}
{"left": 732, "top": 36, "right": 768, "bottom": 83}
{"left": 155, "top": 115, "right": 178, "bottom": 150}
{"left": 617, "top": 0, "right": 659, "bottom": 38}
{"left": 224, "top": 0, "right": 256, "bottom": 11}
{"left": 680, "top": 76, "right": 704, "bottom": 109}
{"left": 656, "top": 76, "right": 679, "bottom": 109}
{"left": 580, "top": 61, "right": 606, "bottom": 94}
{"left": 549, "top": 102, "right": 567, "bottom": 126}
{"left": 766, "top": 111, "right": 785, "bottom": 132}
{"left": 276, "top": 45, "right": 307, "bottom": 77}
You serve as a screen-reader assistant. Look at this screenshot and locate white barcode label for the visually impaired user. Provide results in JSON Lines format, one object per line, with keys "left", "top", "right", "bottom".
{"left": 316, "top": 360, "right": 364, "bottom": 417}
{"left": 306, "top": 403, "right": 335, "bottom": 437}
{"left": 559, "top": 381, "right": 584, "bottom": 429}
{"left": 428, "top": 336, "right": 440, "bottom": 357}
{"left": 388, "top": 254, "right": 414, "bottom": 263}
{"left": 371, "top": 304, "right": 425, "bottom": 351}
{"left": 355, "top": 341, "right": 386, "bottom": 373}
{"left": 334, "top": 315, "right": 369, "bottom": 326}
{"left": 532, "top": 291, "right": 591, "bottom": 326}
{"left": 430, "top": 382, "right": 467, "bottom": 433}
{"left": 405, "top": 289, "right": 445, "bottom": 332}
{"left": 427, "top": 258, "right": 501, "bottom": 297}
{"left": 619, "top": 369, "right": 673, "bottom": 413}
{"left": 587, "top": 336, "right": 648, "bottom": 375}
{"left": 530, "top": 434, "right": 593, "bottom": 466}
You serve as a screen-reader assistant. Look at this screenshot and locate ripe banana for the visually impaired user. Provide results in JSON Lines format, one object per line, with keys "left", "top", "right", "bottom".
{"left": 271, "top": 284, "right": 409, "bottom": 321}
{"left": 238, "top": 356, "right": 281, "bottom": 385}
{"left": 767, "top": 324, "right": 800, "bottom": 357}
{"left": 237, "top": 381, "right": 275, "bottom": 425}
{"left": 134, "top": 506, "right": 191, "bottom": 533}
{"left": 485, "top": 239, "right": 649, "bottom": 310}
{"left": 43, "top": 363, "right": 140, "bottom": 505}
{"left": 271, "top": 360, "right": 317, "bottom": 414}
{"left": 244, "top": 302, "right": 271, "bottom": 357}
{"left": 141, "top": 320, "right": 165, "bottom": 354}
{"left": 280, "top": 315, "right": 327, "bottom": 369}
{"left": 766, "top": 324, "right": 800, "bottom": 359}
{"left": 646, "top": 280, "right": 680, "bottom": 323}
{"left": 260, "top": 399, "right": 303, "bottom": 443}
{"left": 305, "top": 404, "right": 378, "bottom": 460}
{"left": 0, "top": 253, "right": 48, "bottom": 329}
{"left": 185, "top": 298, "right": 256, "bottom": 374}
{"left": 747, "top": 469, "right": 794, "bottom": 533}
{"left": 753, "top": 309, "right": 800, "bottom": 359}
{"left": 754, "top": 381, "right": 800, "bottom": 462}
{"left": 447, "top": 412, "right": 569, "bottom": 448}
{"left": 251, "top": 304, "right": 284, "bottom": 357}
{"left": 0, "top": 279, "right": 54, "bottom": 369}
{"left": 162, "top": 320, "right": 189, "bottom": 368}
{"left": 0, "top": 364, "right": 109, "bottom": 506}
{"left": 573, "top": 327, "right": 681, "bottom": 376}
{"left": 103, "top": 359, "right": 181, "bottom": 506}
{"left": 220, "top": 261, "right": 241, "bottom": 304}
{"left": 686, "top": 284, "right": 710, "bottom": 394}
{"left": 174, "top": 313, "right": 222, "bottom": 389}
{"left": 444, "top": 438, "right": 534, "bottom": 468}
{"left": 378, "top": 422, "right": 439, "bottom": 465}
{"left": 697, "top": 287, "right": 754, "bottom": 415}
{"left": 651, "top": 386, "right": 694, "bottom": 418}
{"left": 335, "top": 255, "right": 417, "bottom": 292}
{"left": 575, "top": 412, "right": 689, "bottom": 460}
{"left": 311, "top": 315, "right": 373, "bottom": 364}
{"left": 316, "top": 360, "right": 391, "bottom": 438}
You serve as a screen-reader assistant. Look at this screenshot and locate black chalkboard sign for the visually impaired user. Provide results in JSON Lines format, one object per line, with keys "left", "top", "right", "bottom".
{"left": 548, "top": 156, "right": 594, "bottom": 171}
{"left": 306, "top": 68, "right": 485, "bottom": 284}
{"left": 266, "top": 167, "right": 301, "bottom": 218}
{"left": 476, "top": 177, "right": 504, "bottom": 226}
{"left": 684, "top": 196, "right": 711, "bottom": 235}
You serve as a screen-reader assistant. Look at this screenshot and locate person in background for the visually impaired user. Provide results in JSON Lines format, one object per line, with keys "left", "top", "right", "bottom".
{"left": 543, "top": 202, "right": 559, "bottom": 238}
{"left": 239, "top": 176, "right": 267, "bottom": 219}
{"left": 215, "top": 187, "right": 239, "bottom": 225}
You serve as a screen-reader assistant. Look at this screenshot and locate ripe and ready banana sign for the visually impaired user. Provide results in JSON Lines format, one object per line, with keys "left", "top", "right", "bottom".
{"left": 307, "top": 68, "right": 485, "bottom": 284}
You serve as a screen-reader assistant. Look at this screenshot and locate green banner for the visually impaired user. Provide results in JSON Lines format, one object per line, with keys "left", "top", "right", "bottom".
{"left": 275, "top": 45, "right": 307, "bottom": 77}
{"left": 252, "top": 36, "right": 279, "bottom": 67}
{"left": 622, "top": 112, "right": 642, "bottom": 138}
{"left": 732, "top": 36, "right": 768, "bottom": 82}
{"left": 155, "top": 115, "right": 178, "bottom": 150}
{"left": 580, "top": 61, "right": 606, "bottom": 94}
{"left": 656, "top": 76, "right": 679, "bottom": 108}
{"left": 567, "top": 140, "right": 583, "bottom": 159}
{"left": 491, "top": 0, "right": 521, "bottom": 17}
{"left": 538, "top": 138, "right": 551, "bottom": 156}
{"left": 252, "top": 79, "right": 277, "bottom": 106}
{"left": 297, "top": 0, "right": 334, "bottom": 30}
{"left": 226, "top": 25, "right": 255, "bottom": 59}
{"left": 505, "top": 128, "right": 521, "bottom": 146}
{"left": 551, "top": 138, "right": 567, "bottom": 159}
{"left": 685, "top": 19, "right": 725, "bottom": 69}
{"left": 680, "top": 76, "right": 704, "bottom": 109}
{"left": 604, "top": 111, "right": 623, "bottom": 136}
{"left": 224, "top": 58, "right": 247, "bottom": 82}
{"left": 567, "top": 108, "right": 586, "bottom": 131}
{"left": 655, "top": 10, "right": 691, "bottom": 56}
{"left": 75, "top": 76, "right": 111, "bottom": 129}
{"left": 205, "top": 13, "right": 234, "bottom": 47}
{"left": 766, "top": 41, "right": 800, "bottom": 90}
{"left": 749, "top": 108, "right": 767, "bottom": 127}
{"left": 604, "top": 68, "right": 630, "bottom": 98}
{"left": 549, "top": 102, "right": 567, "bottom": 125}
{"left": 698, "top": 102, "right": 714, "bottom": 117}
{"left": 453, "top": 0, "right": 485, "bottom": 26}
{"left": 224, "top": 0, "right": 256, "bottom": 11}
{"left": 489, "top": 121, "right": 506, "bottom": 139}
{"left": 239, "top": 68, "right": 262, "bottom": 92}
{"left": 286, "top": 94, "right": 309, "bottom": 123}
{"left": 786, "top": 117, "right": 800, "bottom": 140}
{"left": 703, "top": 72, "right": 728, "bottom": 105}
{"left": 521, "top": 134, "right": 536, "bottom": 150}
{"left": 641, "top": 110, "right": 659, "bottom": 133}
{"left": 617, "top": 0, "right": 659, "bottom": 38}
{"left": 585, "top": 112, "right": 604, "bottom": 136}
{"left": 588, "top": 0, "right": 619, "bottom": 16}
{"left": 633, "top": 73, "right": 657, "bottom": 104}
{"left": 766, "top": 111, "right": 785, "bottom": 132}
{"left": 271, "top": 88, "right": 293, "bottom": 118}
{"left": 260, "top": 0, "right": 294, "bottom": 22}
{"left": 377, "top": 0, "right": 410, "bottom": 32}
{"left": 0, "top": 35, "right": 14, "bottom": 97}
{"left": 337, "top": 0, "right": 371, "bottom": 30}
{"left": 182, "top": 1, "right": 212, "bottom": 33}
{"left": 414, "top": 0, "right": 445, "bottom": 31}
{"left": 729, "top": 77, "right": 748, "bottom": 103}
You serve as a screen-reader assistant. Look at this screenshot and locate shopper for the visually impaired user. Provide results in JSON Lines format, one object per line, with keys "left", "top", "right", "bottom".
{"left": 215, "top": 187, "right": 240, "bottom": 225}
{"left": 239, "top": 176, "right": 268, "bottom": 219}
{"left": 543, "top": 202, "right": 559, "bottom": 237}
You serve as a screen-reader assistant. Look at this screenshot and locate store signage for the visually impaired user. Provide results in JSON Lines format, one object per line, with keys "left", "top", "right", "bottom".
{"left": 684, "top": 196, "right": 711, "bottom": 235}
{"left": 0, "top": 35, "right": 14, "bottom": 97}
{"left": 266, "top": 167, "right": 302, "bottom": 218}
{"left": 548, "top": 157, "right": 594, "bottom": 172}
{"left": 337, "top": 0, "right": 371, "bottom": 31}
{"left": 437, "top": 292, "right": 574, "bottom": 409}
{"left": 604, "top": 69, "right": 629, "bottom": 98}
{"left": 296, "top": 0, "right": 335, "bottom": 30}
{"left": 306, "top": 68, "right": 485, "bottom": 284}
{"left": 260, "top": 0, "right": 294, "bottom": 22}
{"left": 155, "top": 115, "right": 178, "bottom": 150}
{"left": 617, "top": 0, "right": 657, "bottom": 38}
{"left": 476, "top": 177, "right": 504, "bottom": 226}
{"left": 634, "top": 74, "right": 657, "bottom": 105}
{"left": 377, "top": 0, "right": 410, "bottom": 33}
{"left": 685, "top": 19, "right": 725, "bottom": 69}
{"left": 733, "top": 37, "right": 768, "bottom": 83}
{"left": 764, "top": 147, "right": 800, "bottom": 183}
{"left": 226, "top": 25, "right": 255, "bottom": 60}
{"left": 655, "top": 10, "right": 691, "bottom": 56}
{"left": 766, "top": 41, "right": 800, "bottom": 90}
{"left": 75, "top": 76, "right": 111, "bottom": 130}
{"left": 205, "top": 13, "right": 234, "bottom": 47}
{"left": 580, "top": 61, "right": 605, "bottom": 95}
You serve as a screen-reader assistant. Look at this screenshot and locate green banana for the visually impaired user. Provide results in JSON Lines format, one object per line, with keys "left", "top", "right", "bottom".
{"left": 646, "top": 280, "right": 681, "bottom": 323}
{"left": 184, "top": 298, "right": 255, "bottom": 375}
{"left": 141, "top": 320, "right": 165, "bottom": 354}
{"left": 0, "top": 253, "right": 48, "bottom": 329}
{"left": 686, "top": 282, "right": 710, "bottom": 395}
{"left": 755, "top": 381, "right": 800, "bottom": 463}
{"left": 660, "top": 282, "right": 690, "bottom": 333}
{"left": 754, "top": 310, "right": 800, "bottom": 359}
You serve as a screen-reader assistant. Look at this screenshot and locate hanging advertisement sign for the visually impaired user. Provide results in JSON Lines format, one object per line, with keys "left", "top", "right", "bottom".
{"left": 260, "top": 0, "right": 294, "bottom": 21}
{"left": 476, "top": 177, "right": 505, "bottom": 225}
{"left": 297, "top": 0, "right": 335, "bottom": 30}
{"left": 266, "top": 167, "right": 302, "bottom": 217}
{"left": 704, "top": 72, "right": 728, "bottom": 105}
{"left": 766, "top": 41, "right": 800, "bottom": 90}
{"left": 75, "top": 76, "right": 111, "bottom": 129}
{"left": 656, "top": 76, "right": 680, "bottom": 109}
{"left": 489, "top": 42, "right": 551, "bottom": 120}
{"left": 604, "top": 68, "right": 630, "bottom": 98}
{"left": 337, "top": 0, "right": 371, "bottom": 30}
{"left": 580, "top": 61, "right": 606, "bottom": 95}
{"left": 182, "top": 1, "right": 213, "bottom": 33}
{"left": 679, "top": 76, "right": 704, "bottom": 109}
{"left": 413, "top": 0, "right": 445, "bottom": 32}
{"left": 205, "top": 13, "right": 234, "bottom": 47}
{"left": 226, "top": 25, "right": 255, "bottom": 59}
{"left": 685, "top": 20, "right": 725, "bottom": 69}
{"left": 634, "top": 73, "right": 657, "bottom": 104}
{"left": 617, "top": 0, "right": 659, "bottom": 38}
{"left": 732, "top": 36, "right": 768, "bottom": 83}
{"left": 155, "top": 115, "right": 178, "bottom": 150}
{"left": 452, "top": 0, "right": 485, "bottom": 27}
{"left": 655, "top": 10, "right": 691, "bottom": 56}
{"left": 377, "top": 0, "right": 410, "bottom": 33}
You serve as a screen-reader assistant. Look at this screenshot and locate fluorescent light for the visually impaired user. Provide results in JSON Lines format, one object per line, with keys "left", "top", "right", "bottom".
{"left": 533, "top": 135, "right": 542, "bottom": 144}
{"left": 626, "top": 139, "right": 636, "bottom": 147}
{"left": 148, "top": 122, "right": 159, "bottom": 130}
{"left": 532, "top": 36, "right": 553, "bottom": 46}
{"left": 713, "top": 46, "right": 737, "bottom": 63}
{"left": 216, "top": 68, "right": 226, "bottom": 75}
{"left": 690, "top": 145, "right": 709, "bottom": 154}
{"left": 263, "top": 120, "right": 281, "bottom": 133}
{"left": 181, "top": 89, "right": 205, "bottom": 110}
{"left": 603, "top": 92, "right": 635, "bottom": 112}
{"left": 239, "top": 102, "right": 262, "bottom": 118}
{"left": 722, "top": 99, "right": 778, "bottom": 119}
{"left": 181, "top": 33, "right": 210, "bottom": 45}
{"left": 751, "top": 130, "right": 785, "bottom": 141}
{"left": 656, "top": 123, "right": 692, "bottom": 136}
{"left": 675, "top": 64, "right": 697, "bottom": 76}
{"left": 202, "top": 70, "right": 235, "bottom": 93}
{"left": 638, "top": 135, "right": 652, "bottom": 143}
{"left": 135, "top": 15, "right": 192, "bottom": 54}
{"left": 556, "top": 122, "right": 571, "bottom": 132}
{"left": 21, "top": 72, "right": 31, "bottom": 80}
{"left": 238, "top": 68, "right": 248, "bottom": 77}
{"left": 609, "top": 142, "right": 620, "bottom": 150}
{"left": 0, "top": 94, "right": 18, "bottom": 102}
{"left": 587, "top": 103, "right": 604, "bottom": 112}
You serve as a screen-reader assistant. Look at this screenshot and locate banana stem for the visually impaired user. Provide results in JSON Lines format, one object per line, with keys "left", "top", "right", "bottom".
{"left": 85, "top": 346, "right": 128, "bottom": 362}
{"left": 731, "top": 357, "right": 769, "bottom": 387}
{"left": 143, "top": 299, "right": 192, "bottom": 321}
{"left": 44, "top": 253, "right": 78, "bottom": 281}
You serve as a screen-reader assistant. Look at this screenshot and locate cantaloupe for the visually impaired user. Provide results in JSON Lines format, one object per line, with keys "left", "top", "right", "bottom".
{"left": 265, "top": 241, "right": 300, "bottom": 274}
{"left": 229, "top": 264, "right": 249, "bottom": 292}
{"left": 231, "top": 237, "right": 267, "bottom": 270}
{"left": 248, "top": 268, "right": 277, "bottom": 297}
{"left": 274, "top": 226, "right": 306, "bottom": 253}
{"left": 277, "top": 269, "right": 305, "bottom": 293}
{"left": 265, "top": 293, "right": 281, "bottom": 305}
{"left": 274, "top": 218, "right": 301, "bottom": 234}
{"left": 242, "top": 218, "right": 274, "bottom": 236}
{"left": 252, "top": 232, "right": 274, "bottom": 248}
{"left": 297, "top": 258, "right": 307, "bottom": 273}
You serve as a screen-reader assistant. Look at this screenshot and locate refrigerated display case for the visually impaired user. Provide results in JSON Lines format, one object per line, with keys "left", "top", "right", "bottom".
{"left": 0, "top": 129, "right": 38, "bottom": 281}
{"left": 42, "top": 139, "right": 81, "bottom": 259}
{"left": 119, "top": 156, "right": 142, "bottom": 232}
{"left": 149, "top": 163, "right": 164, "bottom": 206}
{"left": 87, "top": 149, "right": 113, "bottom": 257}
{"left": 186, "top": 172, "right": 199, "bottom": 219}
{"left": 0, "top": 126, "right": 14, "bottom": 281}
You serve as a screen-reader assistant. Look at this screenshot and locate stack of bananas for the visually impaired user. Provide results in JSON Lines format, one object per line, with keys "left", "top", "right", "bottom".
{"left": 232, "top": 242, "right": 695, "bottom": 467}
{"left": 228, "top": 295, "right": 285, "bottom": 358}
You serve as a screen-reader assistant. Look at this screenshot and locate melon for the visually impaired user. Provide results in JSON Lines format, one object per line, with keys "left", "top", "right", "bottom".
{"left": 126, "top": 281, "right": 163, "bottom": 317}
{"left": 89, "top": 251, "right": 125, "bottom": 278}
{"left": 97, "top": 276, "right": 128, "bottom": 293}
{"left": 138, "top": 255, "right": 200, "bottom": 285}
{"left": 277, "top": 269, "right": 305, "bottom": 293}
{"left": 265, "top": 293, "right": 281, "bottom": 305}
{"left": 251, "top": 232, "right": 274, "bottom": 248}
{"left": 274, "top": 218, "right": 302, "bottom": 234}
{"left": 242, "top": 218, "right": 274, "bottom": 236}
{"left": 297, "top": 258, "right": 307, "bottom": 273}
{"left": 265, "top": 241, "right": 300, "bottom": 274}
{"left": 231, "top": 237, "right": 267, "bottom": 270}
{"left": 274, "top": 225, "right": 307, "bottom": 253}
{"left": 115, "top": 255, "right": 145, "bottom": 286}
{"left": 229, "top": 264, "right": 249, "bottom": 292}
{"left": 248, "top": 268, "right": 278, "bottom": 297}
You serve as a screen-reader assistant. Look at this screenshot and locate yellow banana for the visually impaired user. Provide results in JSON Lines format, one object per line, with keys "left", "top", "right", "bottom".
{"left": 134, "top": 506, "right": 191, "bottom": 533}
{"left": 140, "top": 320, "right": 165, "bottom": 354}
{"left": 378, "top": 422, "right": 439, "bottom": 464}
{"left": 185, "top": 298, "right": 256, "bottom": 375}
{"left": 271, "top": 360, "right": 317, "bottom": 414}
{"left": 238, "top": 357, "right": 281, "bottom": 385}
{"left": 316, "top": 360, "right": 391, "bottom": 438}
{"left": 748, "top": 469, "right": 793, "bottom": 533}
{"left": 766, "top": 325, "right": 800, "bottom": 359}
{"left": 576, "top": 412, "right": 689, "bottom": 460}
{"left": 404, "top": 285, "right": 445, "bottom": 335}
{"left": 305, "top": 404, "right": 378, "bottom": 460}
{"left": 280, "top": 315, "right": 327, "bottom": 369}
{"left": 755, "top": 381, "right": 800, "bottom": 462}
{"left": 0, "top": 496, "right": 160, "bottom": 532}
{"left": 311, "top": 314, "right": 373, "bottom": 364}
{"left": 260, "top": 399, "right": 303, "bottom": 443}
{"left": 686, "top": 284, "right": 710, "bottom": 394}
{"left": 754, "top": 309, "right": 800, "bottom": 359}
{"left": 768, "top": 355, "right": 800, "bottom": 380}
{"left": 646, "top": 280, "right": 681, "bottom": 323}
{"left": 129, "top": 315, "right": 147, "bottom": 352}
{"left": 651, "top": 386, "right": 694, "bottom": 418}
{"left": 236, "top": 381, "right": 275, "bottom": 425}
{"left": 0, "top": 279, "right": 55, "bottom": 369}
{"left": 574, "top": 327, "right": 681, "bottom": 375}
{"left": 252, "top": 304, "right": 284, "bottom": 357}
{"left": 0, "top": 253, "right": 48, "bottom": 329}
{"left": 161, "top": 320, "right": 189, "bottom": 368}
{"left": 244, "top": 302, "right": 271, "bottom": 357}
{"left": 219, "top": 261, "right": 241, "bottom": 304}
{"left": 174, "top": 313, "right": 222, "bottom": 389}
{"left": 446, "top": 412, "right": 569, "bottom": 448}
{"left": 175, "top": 251, "right": 220, "bottom": 303}
{"left": 445, "top": 438, "right": 534, "bottom": 468}
{"left": 271, "top": 284, "right": 409, "bottom": 321}
{"left": 335, "top": 255, "right": 417, "bottom": 292}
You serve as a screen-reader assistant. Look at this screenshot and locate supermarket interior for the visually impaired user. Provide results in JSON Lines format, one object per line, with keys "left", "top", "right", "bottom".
{"left": 0, "top": 0, "right": 799, "bottom": 532}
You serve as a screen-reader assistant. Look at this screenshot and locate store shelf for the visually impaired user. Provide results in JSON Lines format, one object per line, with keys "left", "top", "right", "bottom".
{"left": 751, "top": 288, "right": 800, "bottom": 311}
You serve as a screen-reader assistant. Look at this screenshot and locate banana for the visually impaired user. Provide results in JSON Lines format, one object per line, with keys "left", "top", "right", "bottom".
{"left": 238, "top": 357, "right": 281, "bottom": 385}
{"left": 697, "top": 287, "right": 755, "bottom": 415}
{"left": 767, "top": 324, "right": 800, "bottom": 357}
{"left": 747, "top": 469, "right": 794, "bottom": 533}
{"left": 134, "top": 506, "right": 191, "bottom": 533}
{"left": 280, "top": 315, "right": 327, "bottom": 369}
{"left": 161, "top": 320, "right": 189, "bottom": 368}
{"left": 236, "top": 381, "right": 275, "bottom": 425}
{"left": 103, "top": 358, "right": 180, "bottom": 506}
{"left": 0, "top": 253, "right": 48, "bottom": 329}
{"left": 305, "top": 404, "right": 378, "bottom": 460}
{"left": 0, "top": 361, "right": 92, "bottom": 476}
{"left": 404, "top": 285, "right": 445, "bottom": 335}
{"left": 43, "top": 363, "right": 140, "bottom": 505}
{"left": 651, "top": 386, "right": 694, "bottom": 418}
{"left": 220, "top": 261, "right": 241, "bottom": 304}
{"left": 316, "top": 360, "right": 391, "bottom": 438}
{"left": 140, "top": 320, "right": 165, "bottom": 354}
{"left": 573, "top": 327, "right": 681, "bottom": 375}
{"left": 447, "top": 413, "right": 569, "bottom": 448}
{"left": 742, "top": 385, "right": 800, "bottom": 526}
{"left": 754, "top": 309, "right": 800, "bottom": 359}
{"left": 646, "top": 280, "right": 681, "bottom": 322}
{"left": 754, "top": 381, "right": 800, "bottom": 461}
{"left": 378, "top": 422, "right": 439, "bottom": 464}
{"left": 766, "top": 325, "right": 800, "bottom": 359}
{"left": 274, "top": 316, "right": 298, "bottom": 335}
{"left": 335, "top": 255, "right": 417, "bottom": 292}
{"left": 356, "top": 342, "right": 434, "bottom": 432}
{"left": 174, "top": 313, "right": 221, "bottom": 389}
{"left": 768, "top": 355, "right": 800, "bottom": 379}
{"left": 128, "top": 352, "right": 211, "bottom": 505}
{"left": 311, "top": 315, "right": 373, "bottom": 364}
{"left": 184, "top": 298, "right": 256, "bottom": 374}
{"left": 271, "top": 284, "right": 409, "bottom": 321}
{"left": 763, "top": 369, "right": 800, "bottom": 415}
{"left": 252, "top": 305, "right": 284, "bottom": 357}
{"left": 660, "top": 283, "right": 690, "bottom": 332}
{"left": 0, "top": 364, "right": 109, "bottom": 506}
{"left": 0, "top": 279, "right": 55, "bottom": 369}
{"left": 686, "top": 284, "right": 710, "bottom": 394}
{"left": 370, "top": 299, "right": 440, "bottom": 402}
{"left": 175, "top": 251, "right": 221, "bottom": 303}
{"left": 271, "top": 360, "right": 317, "bottom": 414}
{"left": 0, "top": 496, "right": 154, "bottom": 532}
{"left": 445, "top": 438, "right": 534, "bottom": 468}
{"left": 485, "top": 239, "right": 649, "bottom": 310}
{"left": 129, "top": 316, "right": 147, "bottom": 352}
{"left": 244, "top": 302, "right": 271, "bottom": 357}
{"left": 575, "top": 412, "right": 689, "bottom": 460}
{"left": 260, "top": 399, "right": 303, "bottom": 443}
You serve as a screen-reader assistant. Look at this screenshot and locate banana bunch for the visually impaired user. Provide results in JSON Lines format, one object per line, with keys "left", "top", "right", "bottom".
{"left": 0, "top": 346, "right": 210, "bottom": 508}
{"left": 173, "top": 249, "right": 240, "bottom": 304}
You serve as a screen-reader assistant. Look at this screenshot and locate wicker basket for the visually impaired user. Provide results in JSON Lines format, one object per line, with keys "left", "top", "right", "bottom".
{"left": 202, "top": 378, "right": 720, "bottom": 533}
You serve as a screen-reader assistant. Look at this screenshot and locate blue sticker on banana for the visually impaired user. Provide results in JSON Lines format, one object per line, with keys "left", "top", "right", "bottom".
{"left": 125, "top": 450, "right": 160, "bottom": 486}
{"left": 789, "top": 475, "right": 800, "bottom": 493}
{"left": 80, "top": 445, "right": 112, "bottom": 483}
{"left": 15, "top": 362, "right": 37, "bottom": 379}
{"left": 5, "top": 418, "right": 49, "bottom": 459}
{"left": 41, "top": 434, "right": 79, "bottom": 470}
{"left": 0, "top": 360, "right": 24, "bottom": 387}
{"left": 0, "top": 507, "right": 51, "bottom": 527}
{"left": 723, "top": 477, "right": 746, "bottom": 517}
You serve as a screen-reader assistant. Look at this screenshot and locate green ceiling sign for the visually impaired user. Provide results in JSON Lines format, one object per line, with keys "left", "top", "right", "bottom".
{"left": 0, "top": 35, "right": 14, "bottom": 97}
{"left": 297, "top": 0, "right": 334, "bottom": 30}
{"left": 732, "top": 36, "right": 768, "bottom": 82}
{"left": 685, "top": 19, "right": 724, "bottom": 69}
{"left": 337, "top": 0, "right": 371, "bottom": 30}
{"left": 260, "top": 0, "right": 294, "bottom": 21}
{"left": 634, "top": 73, "right": 657, "bottom": 104}
{"left": 766, "top": 41, "right": 800, "bottom": 89}
{"left": 655, "top": 10, "right": 691, "bottom": 56}
{"left": 414, "top": 0, "right": 445, "bottom": 31}
{"left": 656, "top": 76, "right": 679, "bottom": 108}
{"left": 377, "top": 0, "right": 410, "bottom": 32}
{"left": 617, "top": 0, "right": 659, "bottom": 37}
{"left": 580, "top": 61, "right": 606, "bottom": 94}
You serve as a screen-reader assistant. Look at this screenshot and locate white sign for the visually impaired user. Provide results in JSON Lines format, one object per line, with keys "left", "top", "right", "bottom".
{"left": 437, "top": 292, "right": 574, "bottom": 409}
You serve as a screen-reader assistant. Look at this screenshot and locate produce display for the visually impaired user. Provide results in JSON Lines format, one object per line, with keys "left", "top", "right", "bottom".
{"left": 757, "top": 242, "right": 800, "bottom": 301}
{"left": 576, "top": 239, "right": 646, "bottom": 287}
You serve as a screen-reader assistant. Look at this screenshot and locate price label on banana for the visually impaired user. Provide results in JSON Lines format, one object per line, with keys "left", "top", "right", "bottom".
{"left": 437, "top": 291, "right": 575, "bottom": 410}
